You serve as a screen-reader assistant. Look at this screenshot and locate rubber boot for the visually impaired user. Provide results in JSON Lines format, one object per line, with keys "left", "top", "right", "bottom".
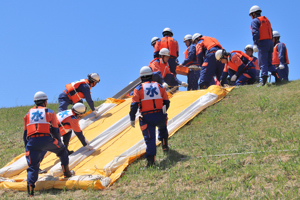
{"left": 62, "top": 165, "right": 74, "bottom": 178}
{"left": 67, "top": 150, "right": 74, "bottom": 155}
{"left": 162, "top": 138, "right": 169, "bottom": 153}
{"left": 272, "top": 72, "right": 281, "bottom": 83}
{"left": 144, "top": 155, "right": 155, "bottom": 169}
{"left": 27, "top": 184, "right": 35, "bottom": 197}
{"left": 261, "top": 76, "right": 268, "bottom": 86}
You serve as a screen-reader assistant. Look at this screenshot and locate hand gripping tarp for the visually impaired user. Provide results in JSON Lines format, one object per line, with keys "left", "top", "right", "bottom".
{"left": 0, "top": 86, "right": 233, "bottom": 191}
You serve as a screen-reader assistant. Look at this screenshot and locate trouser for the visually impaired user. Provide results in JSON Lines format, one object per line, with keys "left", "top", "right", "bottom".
{"left": 258, "top": 40, "right": 276, "bottom": 77}
{"left": 256, "top": 69, "right": 260, "bottom": 82}
{"left": 58, "top": 92, "right": 73, "bottom": 112}
{"left": 168, "top": 57, "right": 178, "bottom": 75}
{"left": 234, "top": 68, "right": 257, "bottom": 85}
{"left": 276, "top": 64, "right": 289, "bottom": 81}
{"left": 199, "top": 53, "right": 224, "bottom": 89}
{"left": 63, "top": 131, "right": 72, "bottom": 150}
{"left": 25, "top": 136, "right": 69, "bottom": 186}
{"left": 187, "top": 69, "right": 200, "bottom": 90}
{"left": 139, "top": 112, "right": 168, "bottom": 157}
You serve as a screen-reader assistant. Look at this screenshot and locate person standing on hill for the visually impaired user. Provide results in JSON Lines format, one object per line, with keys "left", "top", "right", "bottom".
{"left": 249, "top": 5, "right": 280, "bottom": 85}
{"left": 129, "top": 66, "right": 170, "bottom": 168}
{"left": 58, "top": 73, "right": 100, "bottom": 117}
{"left": 24, "top": 91, "right": 73, "bottom": 197}
{"left": 177, "top": 34, "right": 201, "bottom": 90}
{"left": 272, "top": 31, "right": 289, "bottom": 81}
{"left": 154, "top": 28, "right": 179, "bottom": 75}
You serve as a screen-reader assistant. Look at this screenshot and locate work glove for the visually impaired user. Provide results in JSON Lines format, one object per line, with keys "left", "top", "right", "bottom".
{"left": 93, "top": 110, "right": 100, "bottom": 118}
{"left": 231, "top": 74, "right": 237, "bottom": 82}
{"left": 130, "top": 121, "right": 135, "bottom": 128}
{"left": 181, "top": 82, "right": 188, "bottom": 87}
{"left": 253, "top": 45, "right": 258, "bottom": 53}
{"left": 188, "top": 65, "right": 201, "bottom": 71}
{"left": 278, "top": 64, "right": 285, "bottom": 69}
{"left": 84, "top": 139, "right": 93, "bottom": 150}
{"left": 162, "top": 82, "right": 169, "bottom": 89}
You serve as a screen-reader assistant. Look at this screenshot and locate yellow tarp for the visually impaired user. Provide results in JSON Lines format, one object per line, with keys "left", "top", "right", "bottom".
{"left": 0, "top": 86, "right": 233, "bottom": 191}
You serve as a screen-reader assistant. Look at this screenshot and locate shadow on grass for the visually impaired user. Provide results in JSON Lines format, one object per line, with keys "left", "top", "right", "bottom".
{"left": 158, "top": 149, "right": 190, "bottom": 170}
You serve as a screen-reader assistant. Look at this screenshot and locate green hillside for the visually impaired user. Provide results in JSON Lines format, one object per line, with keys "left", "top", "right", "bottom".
{"left": 0, "top": 81, "right": 300, "bottom": 199}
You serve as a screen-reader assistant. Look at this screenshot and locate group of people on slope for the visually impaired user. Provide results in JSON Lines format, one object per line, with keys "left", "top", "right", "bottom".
{"left": 24, "top": 73, "right": 100, "bottom": 196}
{"left": 129, "top": 5, "right": 290, "bottom": 170}
{"left": 149, "top": 5, "right": 289, "bottom": 89}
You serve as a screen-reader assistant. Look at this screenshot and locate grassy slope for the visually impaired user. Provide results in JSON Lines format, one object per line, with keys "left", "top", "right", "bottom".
{"left": 0, "top": 81, "right": 300, "bottom": 199}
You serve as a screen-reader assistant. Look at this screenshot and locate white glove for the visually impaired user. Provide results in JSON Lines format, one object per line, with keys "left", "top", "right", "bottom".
{"left": 181, "top": 82, "right": 188, "bottom": 87}
{"left": 231, "top": 74, "right": 237, "bottom": 82}
{"left": 253, "top": 45, "right": 258, "bottom": 53}
{"left": 93, "top": 110, "right": 100, "bottom": 118}
{"left": 162, "top": 82, "right": 169, "bottom": 89}
{"left": 130, "top": 121, "right": 135, "bottom": 128}
{"left": 279, "top": 64, "right": 285, "bottom": 69}
{"left": 84, "top": 139, "right": 93, "bottom": 150}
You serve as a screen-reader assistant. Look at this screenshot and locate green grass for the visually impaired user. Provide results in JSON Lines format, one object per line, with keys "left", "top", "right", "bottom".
{"left": 0, "top": 81, "right": 300, "bottom": 199}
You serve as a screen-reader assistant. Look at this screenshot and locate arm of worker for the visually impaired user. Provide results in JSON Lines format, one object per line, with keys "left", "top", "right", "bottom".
{"left": 153, "top": 41, "right": 160, "bottom": 58}
{"left": 23, "top": 115, "right": 28, "bottom": 147}
{"left": 158, "top": 84, "right": 170, "bottom": 110}
{"left": 129, "top": 88, "right": 140, "bottom": 121}
{"left": 251, "top": 18, "right": 261, "bottom": 45}
{"left": 79, "top": 84, "right": 95, "bottom": 111}
{"left": 48, "top": 111, "right": 62, "bottom": 142}
{"left": 277, "top": 43, "right": 287, "bottom": 65}
{"left": 220, "top": 72, "right": 228, "bottom": 86}
{"left": 196, "top": 48, "right": 204, "bottom": 66}
{"left": 69, "top": 116, "right": 87, "bottom": 146}
{"left": 181, "top": 45, "right": 196, "bottom": 66}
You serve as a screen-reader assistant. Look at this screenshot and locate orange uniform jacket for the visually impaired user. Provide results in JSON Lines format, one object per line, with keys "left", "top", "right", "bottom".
{"left": 154, "top": 36, "right": 179, "bottom": 57}
{"left": 272, "top": 43, "right": 289, "bottom": 65}
{"left": 64, "top": 79, "right": 90, "bottom": 104}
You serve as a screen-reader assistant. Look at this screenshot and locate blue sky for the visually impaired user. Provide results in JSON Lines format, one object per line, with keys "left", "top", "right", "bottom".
{"left": 0, "top": 0, "right": 298, "bottom": 108}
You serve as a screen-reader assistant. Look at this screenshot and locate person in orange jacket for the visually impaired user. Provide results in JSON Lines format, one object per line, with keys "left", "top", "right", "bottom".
{"left": 249, "top": 5, "right": 280, "bottom": 85}
{"left": 151, "top": 37, "right": 159, "bottom": 48}
{"left": 272, "top": 31, "right": 289, "bottom": 81}
{"left": 57, "top": 103, "right": 93, "bottom": 155}
{"left": 245, "top": 44, "right": 260, "bottom": 83}
{"left": 154, "top": 28, "right": 179, "bottom": 75}
{"left": 193, "top": 33, "right": 224, "bottom": 89}
{"left": 150, "top": 48, "right": 188, "bottom": 89}
{"left": 58, "top": 73, "right": 100, "bottom": 117}
{"left": 177, "top": 34, "right": 201, "bottom": 90}
{"left": 215, "top": 49, "right": 256, "bottom": 85}
{"left": 129, "top": 66, "right": 170, "bottom": 168}
{"left": 24, "top": 91, "right": 73, "bottom": 197}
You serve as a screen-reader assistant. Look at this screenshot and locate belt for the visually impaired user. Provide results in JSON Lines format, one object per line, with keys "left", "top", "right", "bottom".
{"left": 142, "top": 109, "right": 162, "bottom": 115}
{"left": 28, "top": 133, "right": 50, "bottom": 139}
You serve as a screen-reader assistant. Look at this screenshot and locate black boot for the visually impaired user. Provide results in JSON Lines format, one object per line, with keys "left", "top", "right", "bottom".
{"left": 62, "top": 165, "right": 74, "bottom": 178}
{"left": 162, "top": 138, "right": 169, "bottom": 153}
{"left": 27, "top": 184, "right": 35, "bottom": 197}
{"left": 272, "top": 72, "right": 281, "bottom": 83}
{"left": 261, "top": 76, "right": 268, "bottom": 86}
{"left": 145, "top": 155, "right": 155, "bottom": 169}
{"left": 67, "top": 150, "right": 74, "bottom": 155}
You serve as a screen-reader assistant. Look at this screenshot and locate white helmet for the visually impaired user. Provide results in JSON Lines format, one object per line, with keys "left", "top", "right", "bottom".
{"left": 159, "top": 48, "right": 170, "bottom": 56}
{"left": 72, "top": 103, "right": 86, "bottom": 115}
{"left": 151, "top": 37, "right": 159, "bottom": 46}
{"left": 183, "top": 34, "right": 192, "bottom": 42}
{"left": 88, "top": 73, "right": 100, "bottom": 83}
{"left": 162, "top": 27, "right": 173, "bottom": 36}
{"left": 215, "top": 49, "right": 226, "bottom": 61}
{"left": 140, "top": 66, "right": 153, "bottom": 77}
{"left": 249, "top": 5, "right": 262, "bottom": 15}
{"left": 273, "top": 31, "right": 280, "bottom": 38}
{"left": 192, "top": 33, "right": 202, "bottom": 42}
{"left": 34, "top": 91, "right": 48, "bottom": 102}
{"left": 244, "top": 44, "right": 253, "bottom": 51}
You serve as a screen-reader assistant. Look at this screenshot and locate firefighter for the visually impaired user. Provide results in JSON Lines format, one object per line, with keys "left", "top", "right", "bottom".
{"left": 129, "top": 66, "right": 170, "bottom": 168}
{"left": 24, "top": 91, "right": 73, "bottom": 197}
{"left": 58, "top": 73, "right": 100, "bottom": 117}
{"left": 57, "top": 102, "right": 93, "bottom": 155}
